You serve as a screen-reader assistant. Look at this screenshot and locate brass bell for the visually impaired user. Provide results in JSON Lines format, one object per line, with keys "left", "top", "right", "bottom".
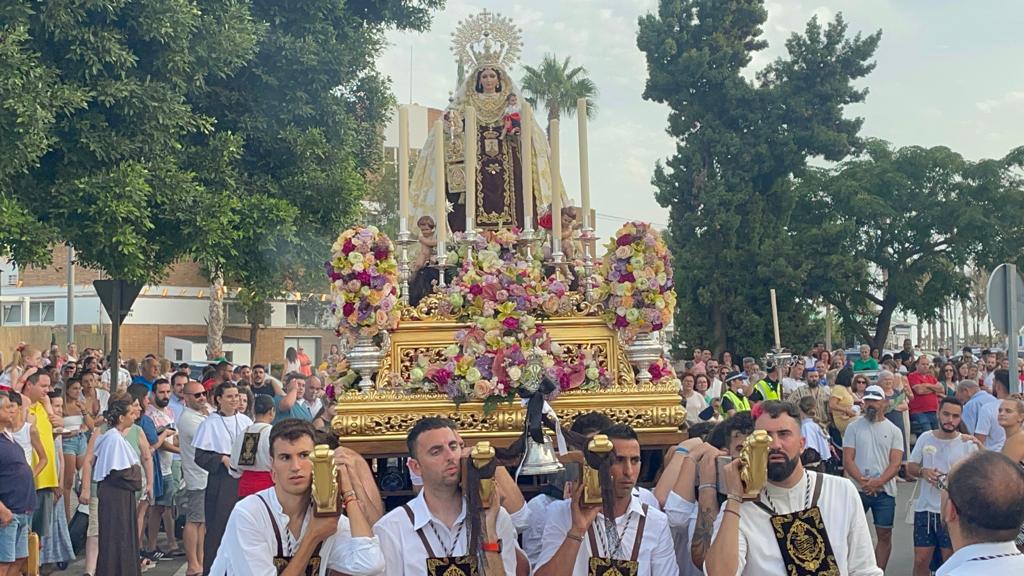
{"left": 518, "top": 432, "right": 565, "bottom": 476}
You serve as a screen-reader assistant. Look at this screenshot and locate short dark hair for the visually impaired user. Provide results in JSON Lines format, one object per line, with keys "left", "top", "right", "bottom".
{"left": 152, "top": 378, "right": 170, "bottom": 390}
{"left": 127, "top": 383, "right": 149, "bottom": 404}
{"left": 570, "top": 412, "right": 614, "bottom": 436}
{"left": 407, "top": 416, "right": 457, "bottom": 458}
{"left": 269, "top": 419, "right": 317, "bottom": 457}
{"left": 993, "top": 369, "right": 1010, "bottom": 394}
{"left": 23, "top": 370, "right": 48, "bottom": 387}
{"left": 170, "top": 372, "right": 189, "bottom": 386}
{"left": 708, "top": 412, "right": 755, "bottom": 450}
{"left": 254, "top": 395, "right": 275, "bottom": 416}
{"left": 939, "top": 397, "right": 963, "bottom": 411}
{"left": 797, "top": 396, "right": 816, "bottom": 417}
{"left": 948, "top": 451, "right": 1024, "bottom": 541}
{"left": 758, "top": 400, "right": 801, "bottom": 422}
{"left": 283, "top": 372, "right": 305, "bottom": 390}
{"left": 601, "top": 423, "right": 638, "bottom": 442}
{"left": 8, "top": 391, "right": 22, "bottom": 406}
{"left": 687, "top": 421, "right": 715, "bottom": 441}
{"left": 252, "top": 364, "right": 265, "bottom": 371}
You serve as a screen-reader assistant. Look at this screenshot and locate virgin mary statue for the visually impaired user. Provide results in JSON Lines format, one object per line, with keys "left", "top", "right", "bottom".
{"left": 408, "top": 11, "right": 564, "bottom": 233}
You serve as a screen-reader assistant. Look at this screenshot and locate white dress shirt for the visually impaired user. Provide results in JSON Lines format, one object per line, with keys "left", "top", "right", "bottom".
{"left": 372, "top": 490, "right": 519, "bottom": 576}
{"left": 537, "top": 494, "right": 678, "bottom": 576}
{"left": 663, "top": 492, "right": 701, "bottom": 576}
{"left": 708, "top": 471, "right": 882, "bottom": 576}
{"left": 936, "top": 541, "right": 1024, "bottom": 575}
{"left": 209, "top": 486, "right": 383, "bottom": 576}
{"left": 523, "top": 492, "right": 559, "bottom": 567}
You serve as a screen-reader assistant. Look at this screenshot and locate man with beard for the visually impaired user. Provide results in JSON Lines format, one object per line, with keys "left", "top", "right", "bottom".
{"left": 787, "top": 368, "right": 831, "bottom": 429}
{"left": 906, "top": 398, "right": 979, "bottom": 576}
{"left": 535, "top": 423, "right": 676, "bottom": 576}
{"left": 843, "top": 385, "right": 904, "bottom": 571}
{"left": 705, "top": 401, "right": 881, "bottom": 576}
{"left": 144, "top": 378, "right": 183, "bottom": 559}
{"left": 249, "top": 365, "right": 282, "bottom": 398}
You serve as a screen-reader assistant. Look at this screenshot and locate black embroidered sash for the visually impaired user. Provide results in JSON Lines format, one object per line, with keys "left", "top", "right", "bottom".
{"left": 753, "top": 473, "right": 839, "bottom": 576}
{"left": 402, "top": 504, "right": 479, "bottom": 576}
{"left": 256, "top": 494, "right": 322, "bottom": 576}
{"left": 585, "top": 504, "right": 647, "bottom": 576}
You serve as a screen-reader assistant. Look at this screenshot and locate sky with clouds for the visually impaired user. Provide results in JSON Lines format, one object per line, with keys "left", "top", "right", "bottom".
{"left": 379, "top": 0, "right": 1024, "bottom": 240}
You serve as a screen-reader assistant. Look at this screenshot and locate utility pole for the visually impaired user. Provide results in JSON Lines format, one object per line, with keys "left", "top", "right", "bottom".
{"left": 66, "top": 246, "right": 75, "bottom": 346}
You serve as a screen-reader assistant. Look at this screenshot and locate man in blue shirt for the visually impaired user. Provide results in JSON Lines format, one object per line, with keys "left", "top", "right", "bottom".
{"left": 958, "top": 379, "right": 999, "bottom": 433}
{"left": 273, "top": 373, "right": 312, "bottom": 423}
{"left": 132, "top": 356, "right": 161, "bottom": 391}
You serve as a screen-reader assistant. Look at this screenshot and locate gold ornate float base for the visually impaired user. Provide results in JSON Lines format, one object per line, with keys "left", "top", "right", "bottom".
{"left": 331, "top": 315, "right": 685, "bottom": 456}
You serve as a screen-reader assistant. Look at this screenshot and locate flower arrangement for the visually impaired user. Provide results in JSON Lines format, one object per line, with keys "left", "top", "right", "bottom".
{"left": 319, "top": 357, "right": 358, "bottom": 398}
{"left": 408, "top": 229, "right": 610, "bottom": 411}
{"left": 326, "top": 226, "right": 400, "bottom": 343}
{"left": 598, "top": 221, "right": 676, "bottom": 343}
{"left": 648, "top": 357, "right": 681, "bottom": 389}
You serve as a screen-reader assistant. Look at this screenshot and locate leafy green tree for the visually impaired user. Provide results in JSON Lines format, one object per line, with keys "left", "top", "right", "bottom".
{"left": 2, "top": 1, "right": 262, "bottom": 283}
{"left": 520, "top": 54, "right": 598, "bottom": 136}
{"left": 637, "top": 0, "right": 880, "bottom": 356}
{"left": 187, "top": 0, "right": 444, "bottom": 356}
{"left": 791, "top": 139, "right": 1024, "bottom": 349}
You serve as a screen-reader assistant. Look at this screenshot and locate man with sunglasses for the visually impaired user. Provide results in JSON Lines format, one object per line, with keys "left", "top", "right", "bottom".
{"left": 178, "top": 380, "right": 209, "bottom": 576}
{"left": 937, "top": 451, "right": 1024, "bottom": 574}
{"left": 907, "top": 398, "right": 979, "bottom": 576}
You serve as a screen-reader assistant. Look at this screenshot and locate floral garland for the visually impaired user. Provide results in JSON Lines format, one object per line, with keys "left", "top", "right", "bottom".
{"left": 598, "top": 221, "right": 676, "bottom": 343}
{"left": 410, "top": 229, "right": 611, "bottom": 411}
{"left": 326, "top": 226, "right": 400, "bottom": 344}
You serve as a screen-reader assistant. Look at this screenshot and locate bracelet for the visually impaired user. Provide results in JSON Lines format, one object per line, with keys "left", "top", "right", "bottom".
{"left": 343, "top": 490, "right": 357, "bottom": 498}
{"left": 566, "top": 532, "right": 584, "bottom": 543}
{"left": 723, "top": 509, "right": 741, "bottom": 520}
{"left": 343, "top": 496, "right": 359, "bottom": 507}
{"left": 698, "top": 483, "right": 717, "bottom": 492}
{"left": 675, "top": 446, "right": 690, "bottom": 455}
{"left": 726, "top": 494, "right": 743, "bottom": 504}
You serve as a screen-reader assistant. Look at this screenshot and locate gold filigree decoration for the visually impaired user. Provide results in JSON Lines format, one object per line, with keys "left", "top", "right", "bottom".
{"left": 400, "top": 294, "right": 452, "bottom": 321}
{"left": 451, "top": 10, "right": 523, "bottom": 69}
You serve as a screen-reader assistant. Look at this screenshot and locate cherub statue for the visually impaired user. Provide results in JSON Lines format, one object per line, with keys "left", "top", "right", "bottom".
{"left": 500, "top": 93, "right": 521, "bottom": 140}
{"left": 411, "top": 215, "right": 438, "bottom": 274}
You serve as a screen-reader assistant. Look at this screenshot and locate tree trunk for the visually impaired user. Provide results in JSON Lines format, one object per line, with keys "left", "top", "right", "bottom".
{"left": 546, "top": 103, "right": 560, "bottom": 143}
{"left": 962, "top": 299, "right": 970, "bottom": 346}
{"left": 712, "top": 300, "right": 726, "bottom": 357}
{"left": 871, "top": 295, "right": 898, "bottom": 352}
{"left": 249, "top": 321, "right": 259, "bottom": 365}
{"left": 208, "top": 274, "right": 224, "bottom": 360}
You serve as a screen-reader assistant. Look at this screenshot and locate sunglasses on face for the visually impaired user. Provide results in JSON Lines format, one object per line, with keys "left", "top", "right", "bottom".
{"left": 191, "top": 391, "right": 207, "bottom": 399}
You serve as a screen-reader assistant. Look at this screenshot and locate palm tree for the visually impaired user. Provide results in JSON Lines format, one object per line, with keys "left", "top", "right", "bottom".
{"left": 520, "top": 54, "right": 598, "bottom": 139}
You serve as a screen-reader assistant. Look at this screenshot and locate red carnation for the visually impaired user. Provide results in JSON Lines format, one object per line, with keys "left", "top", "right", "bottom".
{"left": 502, "top": 317, "right": 520, "bottom": 331}
{"left": 469, "top": 284, "right": 483, "bottom": 296}
{"left": 374, "top": 249, "right": 389, "bottom": 260}
{"left": 616, "top": 234, "right": 634, "bottom": 247}
{"left": 342, "top": 302, "right": 355, "bottom": 316}
{"left": 343, "top": 239, "right": 355, "bottom": 254}
{"left": 356, "top": 271, "right": 371, "bottom": 284}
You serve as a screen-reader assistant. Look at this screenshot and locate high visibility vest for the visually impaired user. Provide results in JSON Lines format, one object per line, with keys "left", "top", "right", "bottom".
{"left": 754, "top": 379, "right": 781, "bottom": 402}
{"left": 722, "top": 390, "right": 751, "bottom": 414}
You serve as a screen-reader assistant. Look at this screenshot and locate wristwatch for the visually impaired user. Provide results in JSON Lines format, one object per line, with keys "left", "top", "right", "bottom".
{"left": 481, "top": 540, "right": 502, "bottom": 553}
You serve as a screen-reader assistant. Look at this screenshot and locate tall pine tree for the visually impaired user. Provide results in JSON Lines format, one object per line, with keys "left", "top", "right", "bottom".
{"left": 637, "top": 0, "right": 880, "bottom": 355}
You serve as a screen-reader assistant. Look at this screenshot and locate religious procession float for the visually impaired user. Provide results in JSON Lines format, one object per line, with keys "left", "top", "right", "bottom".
{"left": 322, "top": 11, "right": 685, "bottom": 464}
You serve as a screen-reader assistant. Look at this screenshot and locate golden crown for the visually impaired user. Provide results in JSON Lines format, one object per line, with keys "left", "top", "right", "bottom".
{"left": 451, "top": 10, "right": 522, "bottom": 70}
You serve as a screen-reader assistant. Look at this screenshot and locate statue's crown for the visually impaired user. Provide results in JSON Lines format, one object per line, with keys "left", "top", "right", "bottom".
{"left": 451, "top": 10, "right": 522, "bottom": 70}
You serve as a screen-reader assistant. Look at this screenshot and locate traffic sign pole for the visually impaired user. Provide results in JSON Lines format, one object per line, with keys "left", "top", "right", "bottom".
{"left": 1010, "top": 264, "right": 1020, "bottom": 394}
{"left": 110, "top": 280, "right": 120, "bottom": 393}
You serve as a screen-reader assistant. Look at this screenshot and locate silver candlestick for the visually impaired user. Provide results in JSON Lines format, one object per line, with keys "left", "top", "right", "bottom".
{"left": 395, "top": 231, "right": 417, "bottom": 305}
{"left": 432, "top": 247, "right": 451, "bottom": 289}
{"left": 579, "top": 226, "right": 597, "bottom": 302}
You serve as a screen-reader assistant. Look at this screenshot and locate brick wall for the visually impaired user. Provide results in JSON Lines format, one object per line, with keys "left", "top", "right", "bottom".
{"left": 21, "top": 246, "right": 105, "bottom": 287}
{"left": 20, "top": 246, "right": 208, "bottom": 288}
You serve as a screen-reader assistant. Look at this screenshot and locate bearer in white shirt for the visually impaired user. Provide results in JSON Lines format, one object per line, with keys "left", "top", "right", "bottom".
{"left": 210, "top": 419, "right": 383, "bottom": 576}
{"left": 373, "top": 417, "right": 518, "bottom": 575}
{"left": 534, "top": 424, "right": 677, "bottom": 576}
